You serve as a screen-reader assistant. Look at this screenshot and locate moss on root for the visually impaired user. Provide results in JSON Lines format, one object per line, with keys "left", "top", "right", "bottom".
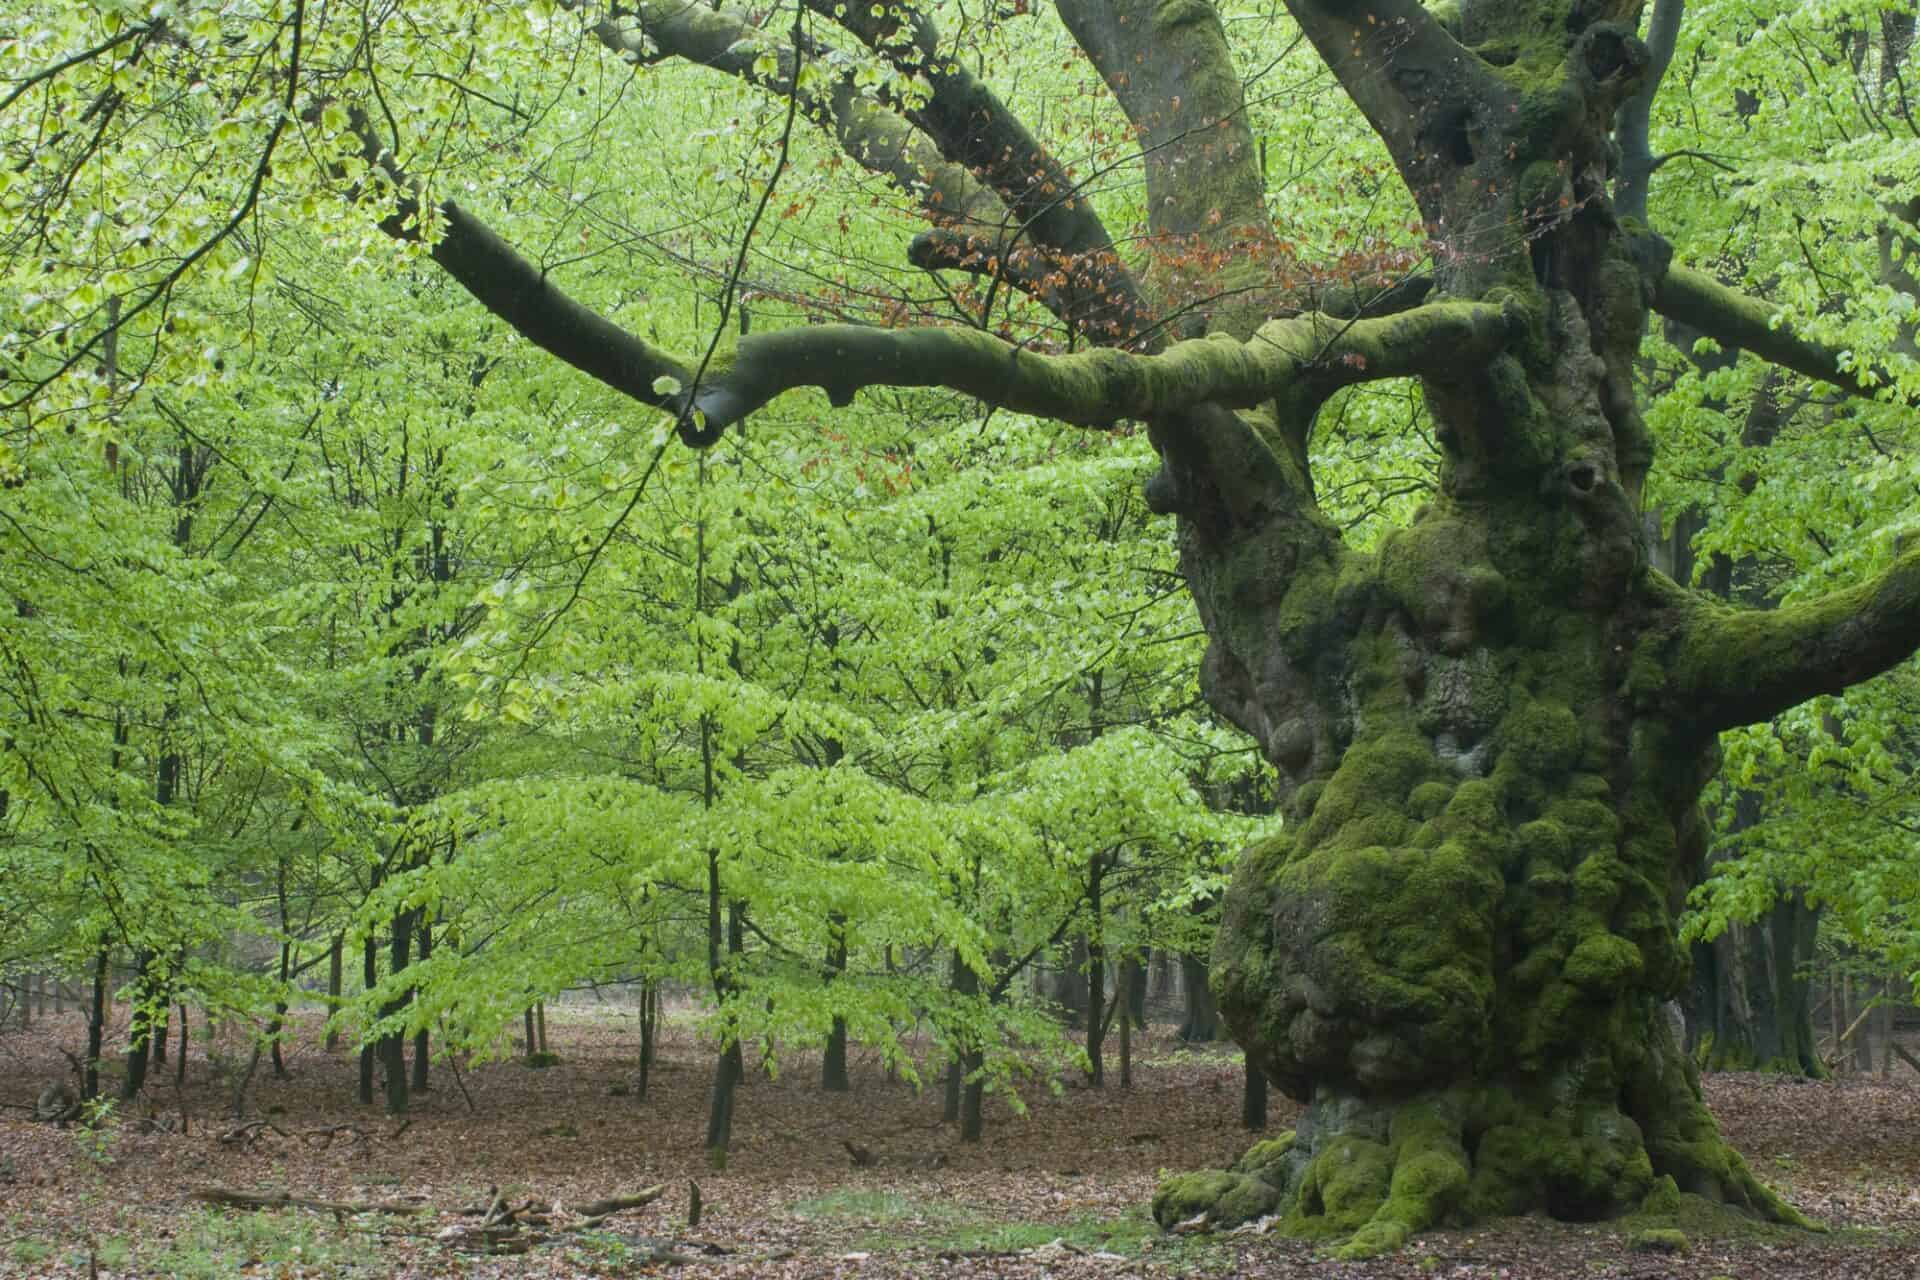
{"left": 1150, "top": 1170, "right": 1279, "bottom": 1230}
{"left": 1157, "top": 1091, "right": 1810, "bottom": 1259}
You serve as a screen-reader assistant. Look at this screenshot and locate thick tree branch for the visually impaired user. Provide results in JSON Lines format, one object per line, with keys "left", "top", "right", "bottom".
{"left": 357, "top": 90, "right": 1510, "bottom": 452}
{"left": 1282, "top": 0, "right": 1498, "bottom": 187}
{"left": 597, "top": 3, "right": 1149, "bottom": 342}
{"left": 802, "top": 0, "right": 1148, "bottom": 340}
{"left": 800, "top": 2, "right": 1111, "bottom": 261}
{"left": 595, "top": 3, "right": 1004, "bottom": 227}
{"left": 1614, "top": 0, "right": 1684, "bottom": 224}
{"left": 1055, "top": 0, "right": 1272, "bottom": 336}
{"left": 676, "top": 300, "right": 1519, "bottom": 431}
{"left": 1651, "top": 264, "right": 1897, "bottom": 399}
{"left": 1672, "top": 547, "right": 1920, "bottom": 734}
{"left": 348, "top": 116, "right": 692, "bottom": 430}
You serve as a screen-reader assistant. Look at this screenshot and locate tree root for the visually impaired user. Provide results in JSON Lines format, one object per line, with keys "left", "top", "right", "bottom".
{"left": 1154, "top": 1086, "right": 1814, "bottom": 1261}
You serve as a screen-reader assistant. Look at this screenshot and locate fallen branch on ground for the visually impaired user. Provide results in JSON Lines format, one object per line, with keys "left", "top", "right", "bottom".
{"left": 188, "top": 1188, "right": 429, "bottom": 1216}
{"left": 194, "top": 1182, "right": 675, "bottom": 1255}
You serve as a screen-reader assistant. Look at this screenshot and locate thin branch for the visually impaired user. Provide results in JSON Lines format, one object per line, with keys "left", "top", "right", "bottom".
{"left": 2, "top": 5, "right": 305, "bottom": 416}
{"left": 0, "top": 24, "right": 148, "bottom": 116}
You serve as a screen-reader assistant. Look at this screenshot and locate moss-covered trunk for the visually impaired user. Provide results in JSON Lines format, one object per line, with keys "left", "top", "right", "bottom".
{"left": 1184, "top": 526, "right": 1804, "bottom": 1250}
{"left": 1146, "top": 2, "right": 1819, "bottom": 1256}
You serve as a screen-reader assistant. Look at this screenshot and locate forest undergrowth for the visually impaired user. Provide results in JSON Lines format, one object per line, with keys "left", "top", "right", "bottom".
{"left": 2, "top": 1007, "right": 1917, "bottom": 1278}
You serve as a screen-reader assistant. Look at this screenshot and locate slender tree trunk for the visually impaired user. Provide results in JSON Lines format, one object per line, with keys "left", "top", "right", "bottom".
{"left": 358, "top": 924, "right": 377, "bottom": 1106}
{"left": 16, "top": 974, "right": 29, "bottom": 1030}
{"left": 268, "top": 954, "right": 291, "bottom": 1079}
{"left": 411, "top": 918, "right": 431, "bottom": 1093}
{"left": 705, "top": 1039, "right": 743, "bottom": 1154}
{"left": 1119, "top": 966, "right": 1133, "bottom": 1090}
{"left": 1853, "top": 972, "right": 1876, "bottom": 1074}
{"left": 325, "top": 933, "right": 343, "bottom": 1052}
{"left": 524, "top": 1006, "right": 537, "bottom": 1058}
{"left": 943, "top": 947, "right": 967, "bottom": 1124}
{"left": 268, "top": 858, "right": 292, "bottom": 1079}
{"left": 1177, "top": 953, "right": 1218, "bottom": 1043}
{"left": 1830, "top": 970, "right": 1844, "bottom": 1072}
{"left": 1241, "top": 1053, "right": 1268, "bottom": 1131}
{"left": 822, "top": 915, "right": 849, "bottom": 1092}
{"left": 120, "top": 950, "right": 155, "bottom": 1101}
{"left": 381, "top": 907, "right": 415, "bottom": 1114}
{"left": 637, "top": 979, "right": 656, "bottom": 1099}
{"left": 1879, "top": 979, "right": 1895, "bottom": 1078}
{"left": 535, "top": 999, "right": 548, "bottom": 1054}
{"left": 961, "top": 1046, "right": 986, "bottom": 1142}
{"left": 152, "top": 1000, "right": 167, "bottom": 1066}
{"left": 1086, "top": 854, "right": 1106, "bottom": 1087}
{"left": 1125, "top": 956, "right": 1147, "bottom": 1029}
{"left": 173, "top": 1004, "right": 188, "bottom": 1086}
{"left": 1052, "top": 938, "right": 1090, "bottom": 1029}
{"left": 949, "top": 951, "right": 985, "bottom": 1141}
{"left": 1684, "top": 789, "right": 1822, "bottom": 1075}
{"left": 84, "top": 947, "right": 107, "bottom": 1100}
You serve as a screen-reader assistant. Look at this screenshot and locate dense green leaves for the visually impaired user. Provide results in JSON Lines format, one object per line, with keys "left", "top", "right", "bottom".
{"left": 6, "top": 0, "right": 1920, "bottom": 1128}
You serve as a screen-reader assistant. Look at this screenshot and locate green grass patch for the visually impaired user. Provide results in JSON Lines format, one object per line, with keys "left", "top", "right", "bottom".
{"left": 10, "top": 1238, "right": 53, "bottom": 1269}
{"left": 790, "top": 1188, "right": 964, "bottom": 1226}
{"left": 155, "top": 1207, "right": 374, "bottom": 1279}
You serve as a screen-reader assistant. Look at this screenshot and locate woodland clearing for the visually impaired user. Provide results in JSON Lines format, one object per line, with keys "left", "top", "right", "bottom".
{"left": 1, "top": 1007, "right": 1917, "bottom": 1279}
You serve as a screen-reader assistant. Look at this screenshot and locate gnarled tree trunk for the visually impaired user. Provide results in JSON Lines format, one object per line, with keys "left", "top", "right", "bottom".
{"left": 1154, "top": 0, "right": 1863, "bottom": 1257}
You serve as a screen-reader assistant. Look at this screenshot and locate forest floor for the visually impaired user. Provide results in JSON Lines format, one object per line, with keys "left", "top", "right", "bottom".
{"left": 1, "top": 1005, "right": 1918, "bottom": 1278}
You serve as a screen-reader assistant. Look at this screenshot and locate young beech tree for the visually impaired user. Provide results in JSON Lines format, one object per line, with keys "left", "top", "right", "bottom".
{"left": 11, "top": 0, "right": 1920, "bottom": 1260}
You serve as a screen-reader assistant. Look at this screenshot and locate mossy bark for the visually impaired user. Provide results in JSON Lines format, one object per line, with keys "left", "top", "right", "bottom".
{"left": 1152, "top": 0, "right": 1820, "bottom": 1257}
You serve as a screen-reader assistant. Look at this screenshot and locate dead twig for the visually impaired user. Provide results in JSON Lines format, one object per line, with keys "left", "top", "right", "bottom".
{"left": 572, "top": 1184, "right": 666, "bottom": 1230}
{"left": 217, "top": 1119, "right": 289, "bottom": 1149}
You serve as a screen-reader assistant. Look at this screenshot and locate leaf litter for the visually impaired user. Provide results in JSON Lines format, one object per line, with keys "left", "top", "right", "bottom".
{"left": 1, "top": 1007, "right": 1916, "bottom": 1277}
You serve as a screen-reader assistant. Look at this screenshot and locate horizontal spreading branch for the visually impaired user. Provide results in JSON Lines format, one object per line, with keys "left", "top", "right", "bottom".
{"left": 592, "top": 1, "right": 1147, "bottom": 340}
{"left": 1671, "top": 544, "right": 1920, "bottom": 734}
{"left": 675, "top": 300, "right": 1519, "bottom": 431}
{"left": 352, "top": 102, "right": 1509, "bottom": 445}
{"left": 416, "top": 199, "right": 694, "bottom": 424}
{"left": 1652, "top": 266, "right": 1908, "bottom": 400}
{"left": 801, "top": 0, "right": 1119, "bottom": 261}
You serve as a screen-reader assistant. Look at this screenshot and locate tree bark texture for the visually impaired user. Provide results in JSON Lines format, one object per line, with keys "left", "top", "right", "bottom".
{"left": 381, "top": 906, "right": 414, "bottom": 1115}
{"left": 1242, "top": 1051, "right": 1269, "bottom": 1132}
{"left": 1177, "top": 952, "right": 1219, "bottom": 1043}
{"left": 359, "top": 925, "right": 377, "bottom": 1106}
{"left": 84, "top": 946, "right": 106, "bottom": 1101}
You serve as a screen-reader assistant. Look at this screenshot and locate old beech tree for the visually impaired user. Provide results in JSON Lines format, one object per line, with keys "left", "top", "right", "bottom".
{"left": 360, "top": 0, "right": 1907, "bottom": 1257}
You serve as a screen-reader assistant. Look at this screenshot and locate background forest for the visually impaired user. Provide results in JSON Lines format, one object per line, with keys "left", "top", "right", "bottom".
{"left": 3, "top": 0, "right": 1920, "bottom": 1274}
